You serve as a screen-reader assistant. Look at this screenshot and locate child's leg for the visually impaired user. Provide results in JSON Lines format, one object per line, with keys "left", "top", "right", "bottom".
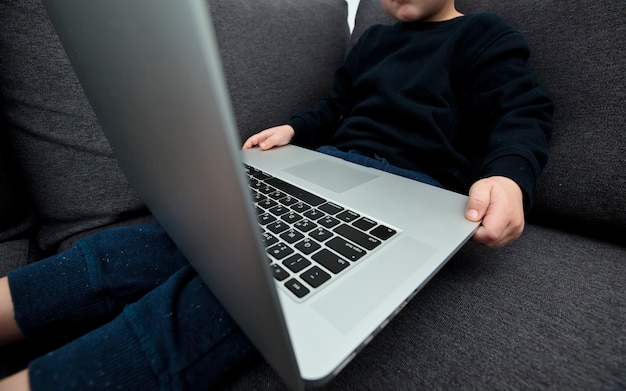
{"left": 8, "top": 223, "right": 188, "bottom": 346}
{"left": 27, "top": 266, "right": 255, "bottom": 390}
{"left": 316, "top": 145, "right": 443, "bottom": 187}
{"left": 0, "top": 277, "right": 22, "bottom": 346}
{"left": 0, "top": 369, "right": 28, "bottom": 391}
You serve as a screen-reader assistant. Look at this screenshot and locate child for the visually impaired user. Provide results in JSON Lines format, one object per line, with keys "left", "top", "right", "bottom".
{"left": 0, "top": 0, "right": 552, "bottom": 389}
{"left": 243, "top": 0, "right": 554, "bottom": 249}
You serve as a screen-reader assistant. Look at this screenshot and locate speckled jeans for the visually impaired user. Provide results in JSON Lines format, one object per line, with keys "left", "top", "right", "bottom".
{"left": 8, "top": 223, "right": 254, "bottom": 390}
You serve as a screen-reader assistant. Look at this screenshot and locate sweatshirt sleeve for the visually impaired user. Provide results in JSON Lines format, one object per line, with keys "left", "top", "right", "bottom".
{"left": 465, "top": 18, "right": 554, "bottom": 211}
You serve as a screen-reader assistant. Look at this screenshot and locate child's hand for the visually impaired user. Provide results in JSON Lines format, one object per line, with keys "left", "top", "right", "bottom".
{"left": 465, "top": 176, "right": 525, "bottom": 248}
{"left": 242, "top": 125, "right": 295, "bottom": 150}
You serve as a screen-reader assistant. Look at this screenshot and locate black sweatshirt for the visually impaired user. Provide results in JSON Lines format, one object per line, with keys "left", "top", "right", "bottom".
{"left": 288, "top": 13, "right": 553, "bottom": 210}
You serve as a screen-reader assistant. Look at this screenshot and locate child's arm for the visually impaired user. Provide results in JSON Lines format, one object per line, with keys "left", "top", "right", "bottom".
{"left": 465, "top": 176, "right": 525, "bottom": 248}
{"left": 461, "top": 16, "right": 553, "bottom": 248}
{"left": 242, "top": 125, "right": 295, "bottom": 150}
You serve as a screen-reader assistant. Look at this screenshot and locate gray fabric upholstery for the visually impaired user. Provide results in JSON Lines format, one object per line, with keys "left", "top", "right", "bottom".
{"left": 0, "top": 1, "right": 148, "bottom": 255}
{"left": 0, "top": 240, "right": 31, "bottom": 278}
{"left": 210, "top": 0, "right": 349, "bottom": 141}
{"left": 0, "top": 118, "right": 38, "bottom": 275}
{"left": 0, "top": 122, "right": 34, "bottom": 240}
{"left": 225, "top": 225, "right": 626, "bottom": 390}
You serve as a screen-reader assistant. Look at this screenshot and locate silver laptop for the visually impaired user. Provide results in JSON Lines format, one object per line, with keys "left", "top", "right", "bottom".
{"left": 42, "top": 0, "right": 479, "bottom": 388}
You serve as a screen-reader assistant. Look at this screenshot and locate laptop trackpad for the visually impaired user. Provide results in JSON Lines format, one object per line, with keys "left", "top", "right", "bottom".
{"left": 312, "top": 237, "right": 437, "bottom": 334}
{"left": 284, "top": 159, "right": 378, "bottom": 193}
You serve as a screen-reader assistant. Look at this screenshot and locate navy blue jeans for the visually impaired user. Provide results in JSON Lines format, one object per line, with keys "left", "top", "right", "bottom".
{"left": 316, "top": 145, "right": 442, "bottom": 188}
{"left": 8, "top": 223, "right": 254, "bottom": 390}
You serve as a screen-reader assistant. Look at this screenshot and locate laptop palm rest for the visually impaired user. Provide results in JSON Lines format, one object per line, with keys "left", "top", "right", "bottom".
{"left": 284, "top": 159, "right": 378, "bottom": 193}
{"left": 312, "top": 236, "right": 437, "bottom": 334}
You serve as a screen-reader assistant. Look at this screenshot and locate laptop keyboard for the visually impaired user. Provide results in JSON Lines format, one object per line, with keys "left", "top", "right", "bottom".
{"left": 245, "top": 164, "right": 397, "bottom": 301}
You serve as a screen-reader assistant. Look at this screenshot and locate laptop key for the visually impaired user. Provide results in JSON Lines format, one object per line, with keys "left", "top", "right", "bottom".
{"left": 370, "top": 225, "right": 397, "bottom": 240}
{"left": 337, "top": 210, "right": 360, "bottom": 223}
{"left": 247, "top": 167, "right": 271, "bottom": 181}
{"left": 309, "top": 227, "right": 333, "bottom": 242}
{"left": 318, "top": 215, "right": 340, "bottom": 228}
{"left": 295, "top": 238, "right": 321, "bottom": 254}
{"left": 334, "top": 224, "right": 381, "bottom": 250}
{"left": 284, "top": 278, "right": 310, "bottom": 298}
{"left": 258, "top": 199, "right": 278, "bottom": 209}
{"left": 270, "top": 264, "right": 290, "bottom": 281}
{"left": 267, "top": 221, "right": 290, "bottom": 234}
{"left": 257, "top": 185, "right": 274, "bottom": 194}
{"left": 280, "top": 229, "right": 304, "bottom": 244}
{"left": 300, "top": 266, "right": 331, "bottom": 288}
{"left": 279, "top": 195, "right": 298, "bottom": 206}
{"left": 249, "top": 178, "right": 265, "bottom": 190}
{"left": 281, "top": 212, "right": 303, "bottom": 224}
{"left": 267, "top": 190, "right": 286, "bottom": 200}
{"left": 293, "top": 219, "right": 317, "bottom": 232}
{"left": 318, "top": 202, "right": 343, "bottom": 215}
{"left": 267, "top": 242, "right": 294, "bottom": 260}
{"left": 265, "top": 177, "right": 325, "bottom": 206}
{"left": 312, "top": 249, "right": 350, "bottom": 274}
{"left": 268, "top": 205, "right": 289, "bottom": 217}
{"left": 291, "top": 202, "right": 311, "bottom": 213}
{"left": 252, "top": 191, "right": 266, "bottom": 203}
{"left": 258, "top": 213, "right": 276, "bottom": 225}
{"left": 303, "top": 208, "right": 324, "bottom": 220}
{"left": 260, "top": 232, "right": 278, "bottom": 247}
{"left": 352, "top": 217, "right": 377, "bottom": 231}
{"left": 327, "top": 237, "right": 366, "bottom": 261}
{"left": 283, "top": 253, "right": 311, "bottom": 273}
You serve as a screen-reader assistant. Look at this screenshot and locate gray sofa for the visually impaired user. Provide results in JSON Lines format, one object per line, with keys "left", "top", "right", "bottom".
{"left": 1, "top": 0, "right": 624, "bottom": 389}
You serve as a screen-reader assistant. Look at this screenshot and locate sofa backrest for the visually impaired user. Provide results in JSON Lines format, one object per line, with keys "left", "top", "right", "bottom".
{"left": 0, "top": 0, "right": 149, "bottom": 256}
{"left": 0, "top": 116, "right": 38, "bottom": 275}
{"left": 353, "top": 0, "right": 626, "bottom": 242}
{"left": 0, "top": 0, "right": 349, "bottom": 261}
{"left": 211, "top": 0, "right": 349, "bottom": 140}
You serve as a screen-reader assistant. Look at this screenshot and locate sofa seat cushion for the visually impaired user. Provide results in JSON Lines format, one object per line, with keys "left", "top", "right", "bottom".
{"left": 224, "top": 223, "right": 626, "bottom": 389}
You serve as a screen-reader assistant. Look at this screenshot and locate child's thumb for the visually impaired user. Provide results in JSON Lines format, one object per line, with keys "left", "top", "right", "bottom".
{"left": 465, "top": 182, "right": 491, "bottom": 221}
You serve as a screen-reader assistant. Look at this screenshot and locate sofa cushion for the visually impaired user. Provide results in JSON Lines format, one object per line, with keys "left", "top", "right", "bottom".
{"left": 224, "top": 224, "right": 626, "bottom": 389}
{"left": 352, "top": 0, "right": 626, "bottom": 242}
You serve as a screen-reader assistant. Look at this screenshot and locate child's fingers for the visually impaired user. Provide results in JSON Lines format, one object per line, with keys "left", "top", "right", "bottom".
{"left": 465, "top": 180, "right": 492, "bottom": 221}
{"left": 242, "top": 131, "right": 270, "bottom": 149}
{"left": 241, "top": 137, "right": 256, "bottom": 149}
{"left": 259, "top": 126, "right": 294, "bottom": 150}
{"left": 242, "top": 126, "right": 293, "bottom": 150}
